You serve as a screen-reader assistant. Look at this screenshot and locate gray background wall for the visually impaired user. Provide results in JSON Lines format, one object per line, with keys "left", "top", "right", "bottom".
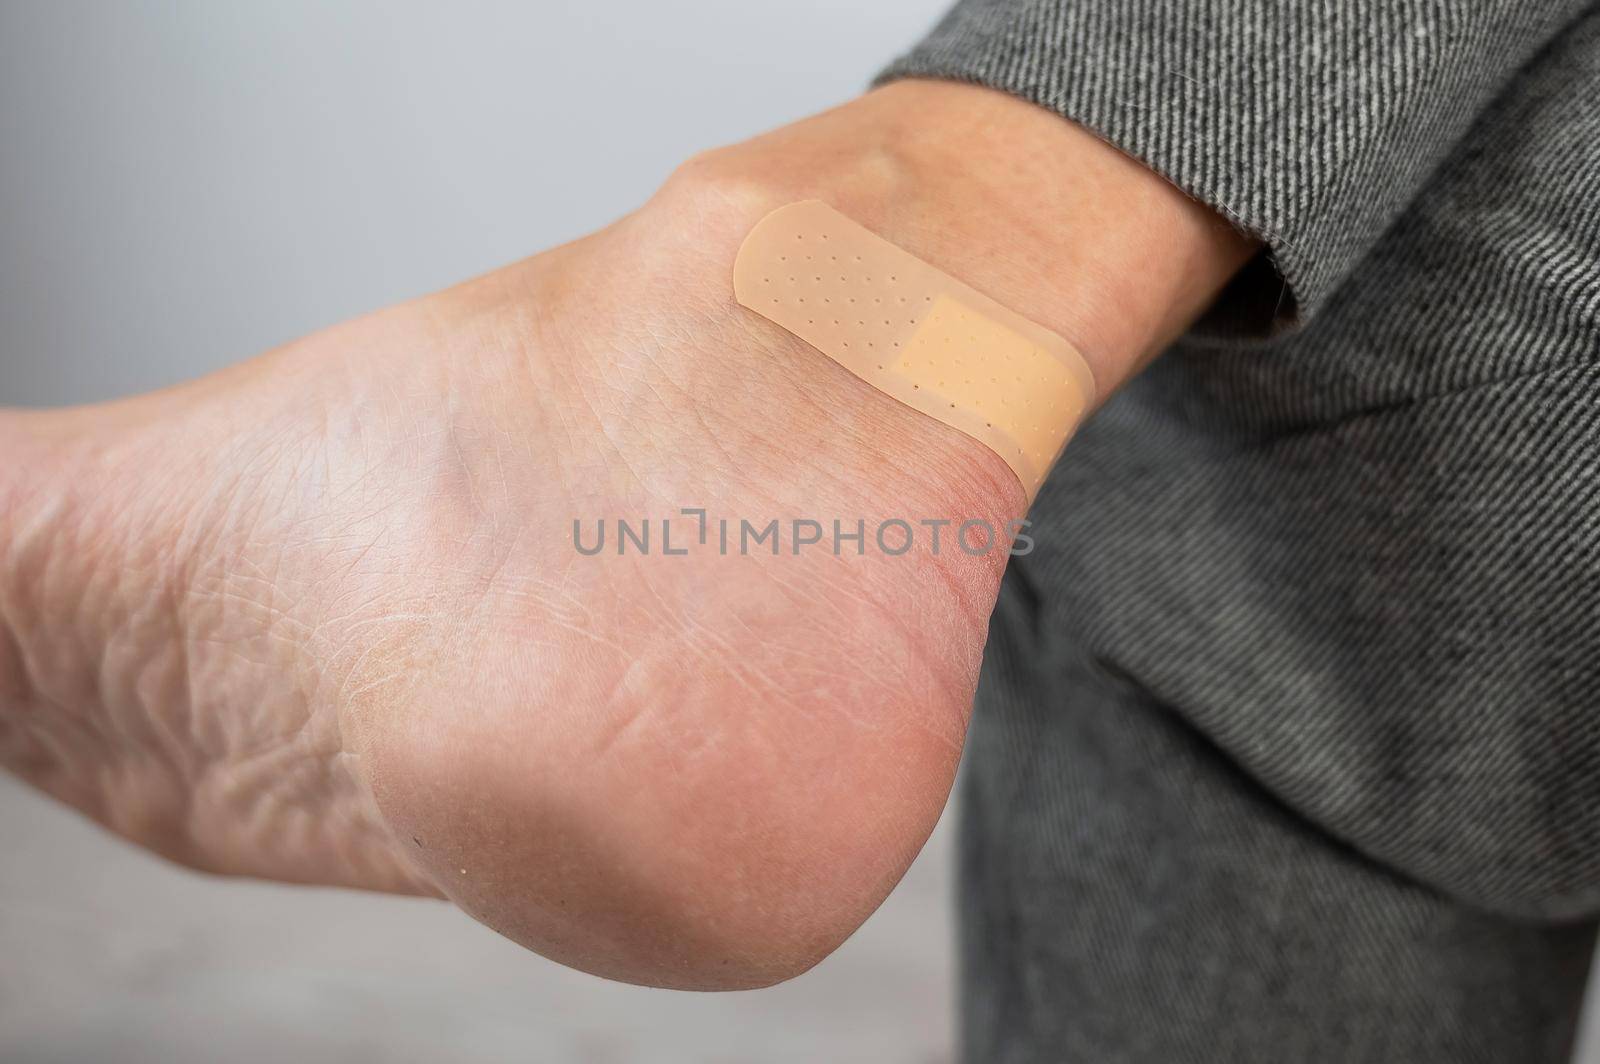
{"left": 1, "top": 3, "right": 1594, "bottom": 1062}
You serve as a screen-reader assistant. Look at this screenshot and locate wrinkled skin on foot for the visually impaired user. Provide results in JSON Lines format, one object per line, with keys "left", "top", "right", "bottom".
{"left": 316, "top": 175, "right": 1024, "bottom": 984}
{"left": 0, "top": 82, "right": 1252, "bottom": 988}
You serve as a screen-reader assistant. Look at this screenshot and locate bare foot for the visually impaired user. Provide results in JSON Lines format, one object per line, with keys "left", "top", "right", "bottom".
{"left": 0, "top": 81, "right": 1253, "bottom": 988}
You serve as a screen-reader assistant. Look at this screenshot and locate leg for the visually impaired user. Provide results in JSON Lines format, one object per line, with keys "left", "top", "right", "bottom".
{"left": 961, "top": 583, "right": 1596, "bottom": 1063}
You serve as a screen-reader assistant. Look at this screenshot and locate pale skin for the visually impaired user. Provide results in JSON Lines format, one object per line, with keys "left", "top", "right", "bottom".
{"left": 0, "top": 81, "right": 1254, "bottom": 989}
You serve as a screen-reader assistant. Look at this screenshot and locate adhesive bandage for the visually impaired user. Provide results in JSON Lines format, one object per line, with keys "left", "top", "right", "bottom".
{"left": 733, "top": 200, "right": 1095, "bottom": 498}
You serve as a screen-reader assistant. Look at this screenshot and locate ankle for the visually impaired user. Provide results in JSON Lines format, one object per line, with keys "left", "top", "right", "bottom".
{"left": 660, "top": 78, "right": 1256, "bottom": 399}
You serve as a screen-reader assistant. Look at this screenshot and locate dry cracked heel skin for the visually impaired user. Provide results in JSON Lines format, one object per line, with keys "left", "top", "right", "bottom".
{"left": 733, "top": 200, "right": 1096, "bottom": 499}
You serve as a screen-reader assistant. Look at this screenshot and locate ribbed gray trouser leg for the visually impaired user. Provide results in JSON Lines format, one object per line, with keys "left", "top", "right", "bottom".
{"left": 961, "top": 586, "right": 1598, "bottom": 1064}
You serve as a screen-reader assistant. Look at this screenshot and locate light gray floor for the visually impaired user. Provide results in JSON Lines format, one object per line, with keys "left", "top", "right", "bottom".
{"left": 1, "top": 3, "right": 1596, "bottom": 1062}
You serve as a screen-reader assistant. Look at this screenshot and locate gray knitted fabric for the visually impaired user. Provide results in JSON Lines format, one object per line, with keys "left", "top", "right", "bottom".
{"left": 883, "top": 0, "right": 1592, "bottom": 330}
{"left": 880, "top": 2, "right": 1600, "bottom": 1061}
